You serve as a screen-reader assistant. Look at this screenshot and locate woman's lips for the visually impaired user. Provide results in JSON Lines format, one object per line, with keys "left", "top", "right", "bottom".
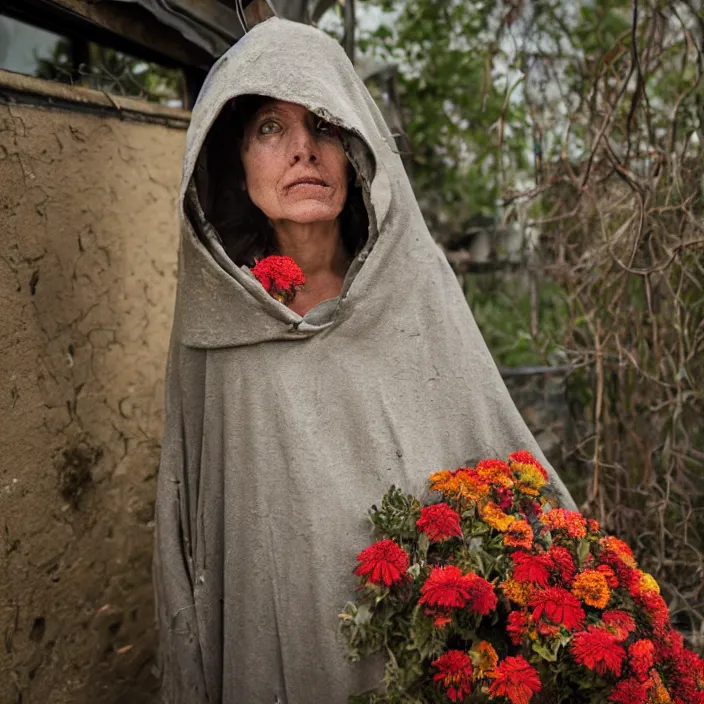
{"left": 286, "top": 177, "right": 328, "bottom": 190}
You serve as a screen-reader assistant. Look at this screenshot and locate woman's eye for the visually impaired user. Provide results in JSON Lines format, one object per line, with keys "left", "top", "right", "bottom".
{"left": 315, "top": 118, "right": 337, "bottom": 136}
{"left": 259, "top": 120, "right": 281, "bottom": 135}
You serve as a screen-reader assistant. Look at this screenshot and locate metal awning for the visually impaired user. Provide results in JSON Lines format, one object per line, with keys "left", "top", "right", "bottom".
{"left": 109, "top": 0, "right": 276, "bottom": 57}
{"left": 1, "top": 0, "right": 277, "bottom": 68}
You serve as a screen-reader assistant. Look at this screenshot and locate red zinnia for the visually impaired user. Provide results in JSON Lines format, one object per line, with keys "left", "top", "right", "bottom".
{"left": 536, "top": 621, "right": 561, "bottom": 639}
{"left": 354, "top": 539, "right": 409, "bottom": 587}
{"left": 530, "top": 586, "right": 585, "bottom": 631}
{"left": 597, "top": 564, "right": 620, "bottom": 588}
{"left": 465, "top": 573, "right": 498, "bottom": 615}
{"left": 416, "top": 503, "right": 463, "bottom": 543}
{"left": 496, "top": 486, "right": 515, "bottom": 511}
{"left": 512, "top": 551, "right": 553, "bottom": 587}
{"left": 488, "top": 656, "right": 542, "bottom": 704}
{"left": 629, "top": 639, "right": 656, "bottom": 681}
{"left": 571, "top": 625, "right": 626, "bottom": 677}
{"left": 251, "top": 255, "right": 305, "bottom": 303}
{"left": 548, "top": 545, "right": 576, "bottom": 584}
{"left": 432, "top": 650, "right": 474, "bottom": 702}
{"left": 506, "top": 610, "right": 530, "bottom": 646}
{"left": 608, "top": 678, "right": 649, "bottom": 703}
{"left": 637, "top": 591, "right": 670, "bottom": 636}
{"left": 601, "top": 610, "right": 636, "bottom": 641}
{"left": 420, "top": 566, "right": 474, "bottom": 609}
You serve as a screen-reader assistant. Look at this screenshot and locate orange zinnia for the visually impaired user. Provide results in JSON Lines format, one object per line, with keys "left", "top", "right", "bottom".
{"left": 500, "top": 578, "right": 534, "bottom": 607}
{"left": 475, "top": 458, "right": 514, "bottom": 489}
{"left": 470, "top": 641, "right": 499, "bottom": 679}
{"left": 504, "top": 519, "right": 533, "bottom": 550}
{"left": 429, "top": 469, "right": 460, "bottom": 496}
{"left": 571, "top": 569, "right": 611, "bottom": 609}
{"left": 541, "top": 507, "right": 588, "bottom": 540}
{"left": 455, "top": 468, "right": 491, "bottom": 502}
{"left": 480, "top": 502, "right": 515, "bottom": 532}
{"left": 600, "top": 536, "right": 637, "bottom": 568}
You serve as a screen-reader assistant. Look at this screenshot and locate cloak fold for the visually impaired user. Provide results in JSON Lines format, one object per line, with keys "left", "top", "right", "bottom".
{"left": 154, "top": 17, "right": 576, "bottom": 704}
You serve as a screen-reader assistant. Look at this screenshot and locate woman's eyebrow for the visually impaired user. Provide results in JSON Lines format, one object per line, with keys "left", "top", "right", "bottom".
{"left": 254, "top": 105, "right": 293, "bottom": 120}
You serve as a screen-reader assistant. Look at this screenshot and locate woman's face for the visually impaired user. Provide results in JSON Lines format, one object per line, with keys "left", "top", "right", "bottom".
{"left": 239, "top": 100, "right": 349, "bottom": 225}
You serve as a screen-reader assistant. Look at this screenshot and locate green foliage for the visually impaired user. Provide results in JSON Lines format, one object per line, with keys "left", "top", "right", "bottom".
{"left": 34, "top": 39, "right": 184, "bottom": 105}
{"left": 358, "top": 1, "right": 529, "bottom": 240}
{"left": 462, "top": 272, "right": 569, "bottom": 367}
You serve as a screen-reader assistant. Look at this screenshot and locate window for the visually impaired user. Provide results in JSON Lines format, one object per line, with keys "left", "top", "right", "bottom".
{"left": 0, "top": 15, "right": 186, "bottom": 108}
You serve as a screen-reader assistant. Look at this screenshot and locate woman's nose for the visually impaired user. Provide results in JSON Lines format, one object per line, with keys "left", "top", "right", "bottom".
{"left": 288, "top": 124, "right": 318, "bottom": 164}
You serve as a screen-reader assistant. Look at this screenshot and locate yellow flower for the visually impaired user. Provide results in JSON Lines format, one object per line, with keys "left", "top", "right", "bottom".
{"left": 508, "top": 451, "right": 548, "bottom": 492}
{"left": 500, "top": 578, "right": 534, "bottom": 607}
{"left": 480, "top": 502, "right": 515, "bottom": 532}
{"left": 639, "top": 572, "right": 660, "bottom": 595}
{"left": 571, "top": 569, "right": 611, "bottom": 609}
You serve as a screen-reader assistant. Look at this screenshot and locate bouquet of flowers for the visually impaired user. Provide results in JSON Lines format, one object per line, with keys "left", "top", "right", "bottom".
{"left": 340, "top": 451, "right": 704, "bottom": 704}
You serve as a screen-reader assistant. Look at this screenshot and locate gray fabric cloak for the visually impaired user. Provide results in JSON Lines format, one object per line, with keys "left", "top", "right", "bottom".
{"left": 153, "top": 17, "right": 577, "bottom": 704}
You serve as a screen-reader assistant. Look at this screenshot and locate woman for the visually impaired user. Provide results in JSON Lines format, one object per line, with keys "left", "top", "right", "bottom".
{"left": 153, "top": 17, "right": 576, "bottom": 704}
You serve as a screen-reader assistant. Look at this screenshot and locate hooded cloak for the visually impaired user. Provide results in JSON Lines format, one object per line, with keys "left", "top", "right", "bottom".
{"left": 153, "top": 17, "right": 577, "bottom": 704}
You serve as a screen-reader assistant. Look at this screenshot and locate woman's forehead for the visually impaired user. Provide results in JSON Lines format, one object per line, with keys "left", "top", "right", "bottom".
{"left": 252, "top": 99, "right": 310, "bottom": 119}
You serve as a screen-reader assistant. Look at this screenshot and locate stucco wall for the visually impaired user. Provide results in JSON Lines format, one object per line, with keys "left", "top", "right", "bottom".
{"left": 0, "top": 97, "right": 185, "bottom": 703}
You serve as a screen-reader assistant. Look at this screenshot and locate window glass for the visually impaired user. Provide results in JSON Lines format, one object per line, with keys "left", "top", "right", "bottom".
{"left": 0, "top": 15, "right": 185, "bottom": 108}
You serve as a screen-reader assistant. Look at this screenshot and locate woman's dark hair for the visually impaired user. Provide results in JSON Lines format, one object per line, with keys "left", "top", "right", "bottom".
{"left": 197, "top": 94, "right": 369, "bottom": 267}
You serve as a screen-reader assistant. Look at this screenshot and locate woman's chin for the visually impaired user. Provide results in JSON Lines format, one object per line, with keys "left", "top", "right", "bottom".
{"left": 279, "top": 201, "right": 344, "bottom": 224}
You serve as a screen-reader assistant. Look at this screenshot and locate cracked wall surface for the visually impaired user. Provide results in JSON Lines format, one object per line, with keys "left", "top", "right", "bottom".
{"left": 0, "top": 102, "right": 184, "bottom": 704}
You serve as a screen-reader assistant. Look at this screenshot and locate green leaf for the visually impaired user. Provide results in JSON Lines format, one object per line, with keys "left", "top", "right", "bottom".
{"left": 577, "top": 539, "right": 591, "bottom": 568}
{"left": 355, "top": 604, "right": 373, "bottom": 626}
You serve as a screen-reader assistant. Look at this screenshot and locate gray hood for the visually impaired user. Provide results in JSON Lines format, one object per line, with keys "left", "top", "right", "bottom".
{"left": 176, "top": 16, "right": 402, "bottom": 347}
